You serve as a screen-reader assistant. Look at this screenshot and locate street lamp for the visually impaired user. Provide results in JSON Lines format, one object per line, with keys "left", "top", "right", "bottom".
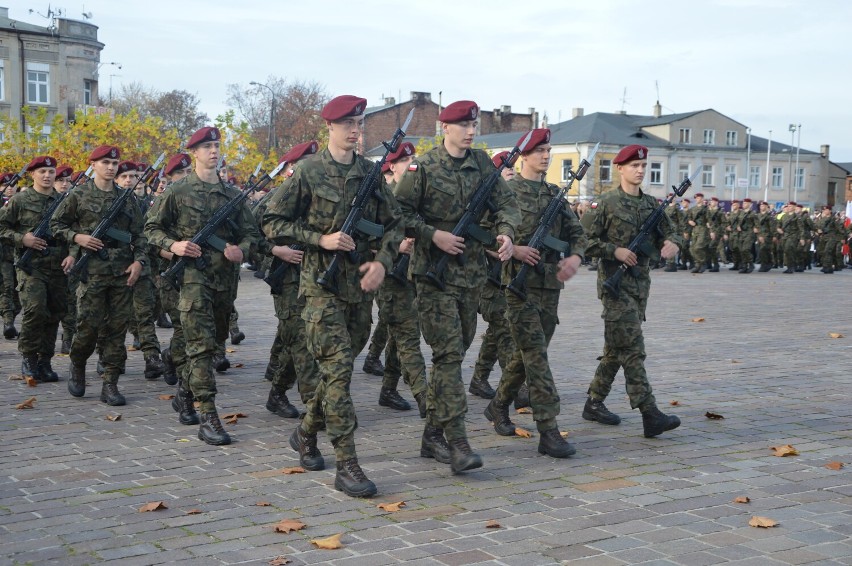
{"left": 250, "top": 81, "right": 275, "bottom": 155}
{"left": 764, "top": 129, "right": 772, "bottom": 203}
{"left": 745, "top": 127, "right": 751, "bottom": 201}
{"left": 108, "top": 74, "right": 121, "bottom": 106}
{"left": 788, "top": 124, "right": 797, "bottom": 201}
{"left": 793, "top": 124, "right": 801, "bottom": 203}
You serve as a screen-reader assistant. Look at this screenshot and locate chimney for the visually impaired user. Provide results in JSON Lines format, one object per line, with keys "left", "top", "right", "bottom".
{"left": 0, "top": 8, "right": 8, "bottom": 18}
{"left": 531, "top": 110, "right": 539, "bottom": 129}
{"left": 384, "top": 96, "right": 396, "bottom": 106}
{"left": 820, "top": 144, "right": 830, "bottom": 159}
{"left": 542, "top": 112, "right": 549, "bottom": 128}
{"left": 653, "top": 101, "right": 662, "bottom": 118}
{"left": 410, "top": 91, "right": 431, "bottom": 103}
{"left": 501, "top": 105, "right": 511, "bottom": 114}
{"left": 572, "top": 107, "right": 584, "bottom": 118}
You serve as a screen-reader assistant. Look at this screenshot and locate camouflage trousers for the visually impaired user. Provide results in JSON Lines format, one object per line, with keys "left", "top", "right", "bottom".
{"left": 178, "top": 282, "right": 233, "bottom": 412}
{"left": 270, "top": 286, "right": 320, "bottom": 406}
{"left": 782, "top": 237, "right": 800, "bottom": 270}
{"left": 0, "top": 258, "right": 20, "bottom": 323}
{"left": 366, "top": 297, "right": 388, "bottom": 359}
{"left": 129, "top": 275, "right": 160, "bottom": 356}
{"left": 495, "top": 288, "right": 561, "bottom": 432}
{"left": 691, "top": 227, "right": 709, "bottom": 267}
{"left": 16, "top": 267, "right": 67, "bottom": 356}
{"left": 71, "top": 274, "right": 133, "bottom": 384}
{"left": 757, "top": 238, "right": 774, "bottom": 266}
{"left": 159, "top": 276, "right": 185, "bottom": 374}
{"left": 62, "top": 277, "right": 78, "bottom": 342}
{"left": 472, "top": 283, "right": 513, "bottom": 384}
{"left": 415, "top": 279, "right": 481, "bottom": 441}
{"left": 375, "top": 277, "right": 427, "bottom": 397}
{"left": 588, "top": 290, "right": 656, "bottom": 411}
{"left": 301, "top": 294, "right": 373, "bottom": 460}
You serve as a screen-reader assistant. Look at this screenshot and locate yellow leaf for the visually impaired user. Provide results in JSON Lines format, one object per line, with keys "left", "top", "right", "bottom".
{"left": 825, "top": 461, "right": 844, "bottom": 470}
{"left": 485, "top": 520, "right": 501, "bottom": 529}
{"left": 176, "top": 438, "right": 190, "bottom": 442}
{"left": 281, "top": 467, "right": 305, "bottom": 475}
{"left": 705, "top": 412, "right": 724, "bottom": 420}
{"left": 16, "top": 397, "right": 36, "bottom": 409}
{"left": 669, "top": 400, "right": 680, "bottom": 406}
{"left": 733, "top": 496, "right": 750, "bottom": 504}
{"left": 514, "top": 427, "right": 533, "bottom": 438}
{"left": 105, "top": 413, "right": 122, "bottom": 421}
{"left": 255, "top": 502, "right": 271, "bottom": 506}
{"left": 691, "top": 317, "right": 705, "bottom": 323}
{"left": 515, "top": 407, "right": 532, "bottom": 414}
{"left": 560, "top": 431, "right": 569, "bottom": 438}
{"left": 274, "top": 519, "right": 306, "bottom": 534}
{"left": 377, "top": 501, "right": 406, "bottom": 512}
{"left": 269, "top": 557, "right": 291, "bottom": 566}
{"left": 222, "top": 412, "right": 247, "bottom": 420}
{"left": 226, "top": 348, "right": 236, "bottom": 353}
{"left": 730, "top": 359, "right": 741, "bottom": 364}
{"left": 828, "top": 332, "right": 843, "bottom": 339}
{"left": 225, "top": 415, "right": 238, "bottom": 425}
{"left": 139, "top": 501, "right": 168, "bottom": 512}
{"left": 749, "top": 516, "right": 778, "bottom": 528}
{"left": 127, "top": 345, "right": 138, "bottom": 351}
{"left": 771, "top": 444, "right": 798, "bottom": 457}
{"left": 233, "top": 363, "right": 244, "bottom": 368}
{"left": 158, "top": 394, "right": 175, "bottom": 400}
{"left": 25, "top": 376, "right": 38, "bottom": 387}
{"left": 310, "top": 532, "right": 343, "bottom": 549}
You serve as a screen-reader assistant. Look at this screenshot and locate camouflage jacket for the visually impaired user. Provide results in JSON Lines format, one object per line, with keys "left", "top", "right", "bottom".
{"left": 261, "top": 148, "right": 402, "bottom": 303}
{"left": 779, "top": 213, "right": 802, "bottom": 240}
{"left": 0, "top": 187, "right": 69, "bottom": 272}
{"left": 503, "top": 176, "right": 587, "bottom": 290}
{"left": 707, "top": 206, "right": 724, "bottom": 234}
{"left": 51, "top": 179, "right": 147, "bottom": 276}
{"left": 664, "top": 205, "right": 682, "bottom": 233}
{"left": 258, "top": 165, "right": 311, "bottom": 289}
{"left": 737, "top": 209, "right": 757, "bottom": 236}
{"left": 394, "top": 143, "right": 519, "bottom": 288}
{"left": 145, "top": 172, "right": 259, "bottom": 291}
{"left": 817, "top": 215, "right": 842, "bottom": 238}
{"left": 686, "top": 202, "right": 708, "bottom": 232}
{"left": 799, "top": 213, "right": 815, "bottom": 238}
{"left": 757, "top": 211, "right": 777, "bottom": 237}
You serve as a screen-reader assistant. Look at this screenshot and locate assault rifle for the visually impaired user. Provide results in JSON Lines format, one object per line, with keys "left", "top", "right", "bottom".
{"left": 602, "top": 164, "right": 701, "bottom": 298}
{"left": 2, "top": 165, "right": 28, "bottom": 201}
{"left": 507, "top": 143, "right": 599, "bottom": 300}
{"left": 263, "top": 244, "right": 304, "bottom": 294}
{"left": 69, "top": 153, "right": 166, "bottom": 283}
{"left": 315, "top": 108, "right": 414, "bottom": 295}
{"left": 160, "top": 159, "right": 287, "bottom": 291}
{"left": 15, "top": 167, "right": 93, "bottom": 275}
{"left": 424, "top": 131, "right": 533, "bottom": 291}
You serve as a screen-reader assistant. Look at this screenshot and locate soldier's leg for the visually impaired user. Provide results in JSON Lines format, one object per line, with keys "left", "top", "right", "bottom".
{"left": 387, "top": 288, "right": 427, "bottom": 400}
{"left": 363, "top": 297, "right": 387, "bottom": 375}
{"left": 133, "top": 276, "right": 164, "bottom": 379}
{"left": 180, "top": 283, "right": 220, "bottom": 413}
{"left": 17, "top": 272, "right": 52, "bottom": 380}
{"left": 61, "top": 277, "right": 78, "bottom": 352}
{"left": 1, "top": 260, "right": 18, "bottom": 333}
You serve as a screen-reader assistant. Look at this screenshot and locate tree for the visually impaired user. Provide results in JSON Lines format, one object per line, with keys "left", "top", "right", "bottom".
{"left": 148, "top": 90, "right": 209, "bottom": 142}
{"left": 107, "top": 81, "right": 156, "bottom": 116}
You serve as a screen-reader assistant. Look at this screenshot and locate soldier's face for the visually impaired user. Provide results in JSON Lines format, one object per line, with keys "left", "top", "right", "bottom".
{"left": 168, "top": 167, "right": 191, "bottom": 183}
{"left": 328, "top": 116, "right": 364, "bottom": 152}
{"left": 116, "top": 171, "right": 137, "bottom": 189}
{"left": 617, "top": 160, "right": 646, "bottom": 186}
{"left": 31, "top": 166, "right": 56, "bottom": 190}
{"left": 389, "top": 154, "right": 414, "bottom": 183}
{"left": 92, "top": 158, "right": 119, "bottom": 182}
{"left": 822, "top": 209, "right": 830, "bottom": 217}
{"left": 54, "top": 176, "right": 71, "bottom": 193}
{"left": 191, "top": 141, "right": 220, "bottom": 169}
{"left": 442, "top": 121, "right": 477, "bottom": 152}
{"left": 523, "top": 144, "right": 551, "bottom": 175}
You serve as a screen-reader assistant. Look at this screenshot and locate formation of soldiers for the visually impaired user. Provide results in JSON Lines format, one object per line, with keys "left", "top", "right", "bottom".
{"left": 2, "top": 96, "right": 850, "bottom": 500}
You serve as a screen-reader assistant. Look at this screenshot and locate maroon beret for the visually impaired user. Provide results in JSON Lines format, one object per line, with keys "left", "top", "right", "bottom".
{"left": 381, "top": 162, "right": 391, "bottom": 173}
{"left": 711, "top": 196, "right": 720, "bottom": 202}
{"left": 682, "top": 198, "right": 691, "bottom": 203}
{"left": 759, "top": 201, "right": 768, "bottom": 206}
{"left": 89, "top": 145, "right": 120, "bottom": 161}
{"left": 795, "top": 203, "right": 804, "bottom": 208}
{"left": 321, "top": 95, "right": 367, "bottom": 121}
{"left": 117, "top": 161, "right": 138, "bottom": 175}
{"left": 438, "top": 100, "right": 479, "bottom": 123}
{"left": 519, "top": 128, "right": 551, "bottom": 154}
{"left": 55, "top": 165, "right": 73, "bottom": 179}
{"left": 187, "top": 126, "right": 221, "bottom": 149}
{"left": 25, "top": 155, "right": 57, "bottom": 172}
{"left": 823, "top": 205, "right": 832, "bottom": 211}
{"left": 165, "top": 153, "right": 192, "bottom": 176}
{"left": 227, "top": 176, "right": 237, "bottom": 185}
{"left": 387, "top": 142, "right": 416, "bottom": 163}
{"left": 491, "top": 151, "right": 510, "bottom": 168}
{"left": 787, "top": 201, "right": 797, "bottom": 206}
{"left": 743, "top": 198, "right": 752, "bottom": 203}
{"left": 135, "top": 162, "right": 148, "bottom": 172}
{"left": 694, "top": 192, "right": 705, "bottom": 198}
{"left": 613, "top": 144, "right": 648, "bottom": 164}
{"left": 279, "top": 140, "right": 320, "bottom": 165}
{"left": 0, "top": 172, "right": 16, "bottom": 184}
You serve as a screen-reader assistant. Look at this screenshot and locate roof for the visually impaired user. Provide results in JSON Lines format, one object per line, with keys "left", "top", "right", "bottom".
{"left": 363, "top": 136, "right": 431, "bottom": 158}
{"left": 0, "top": 15, "right": 53, "bottom": 34}
{"left": 834, "top": 162, "right": 852, "bottom": 174}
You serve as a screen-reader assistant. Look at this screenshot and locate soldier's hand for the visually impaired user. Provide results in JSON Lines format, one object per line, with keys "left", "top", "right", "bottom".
{"left": 661, "top": 240, "right": 680, "bottom": 260}
{"left": 22, "top": 232, "right": 47, "bottom": 250}
{"left": 432, "top": 230, "right": 465, "bottom": 255}
{"left": 513, "top": 245, "right": 540, "bottom": 266}
{"left": 272, "top": 245, "right": 303, "bottom": 264}
{"left": 556, "top": 254, "right": 581, "bottom": 282}
{"left": 688, "top": 220, "right": 696, "bottom": 227}
{"left": 319, "top": 231, "right": 355, "bottom": 252}
{"left": 74, "top": 233, "right": 103, "bottom": 252}
{"left": 224, "top": 243, "right": 243, "bottom": 263}
{"left": 614, "top": 247, "right": 638, "bottom": 266}
{"left": 758, "top": 236, "right": 765, "bottom": 244}
{"left": 159, "top": 248, "right": 174, "bottom": 261}
{"left": 359, "top": 261, "right": 386, "bottom": 292}
{"left": 125, "top": 261, "right": 142, "bottom": 286}
{"left": 399, "top": 237, "right": 415, "bottom": 255}
{"left": 495, "top": 235, "right": 513, "bottom": 262}
{"left": 171, "top": 240, "right": 201, "bottom": 258}
{"left": 61, "top": 255, "right": 75, "bottom": 274}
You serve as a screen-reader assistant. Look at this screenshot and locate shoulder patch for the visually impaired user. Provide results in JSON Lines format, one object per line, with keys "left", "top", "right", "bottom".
{"left": 408, "top": 163, "right": 418, "bottom": 171}
{"left": 591, "top": 202, "right": 598, "bottom": 209}
{"left": 286, "top": 168, "right": 295, "bottom": 178}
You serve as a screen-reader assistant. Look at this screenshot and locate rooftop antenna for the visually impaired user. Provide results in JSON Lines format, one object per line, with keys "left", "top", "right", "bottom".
{"left": 619, "top": 87, "right": 629, "bottom": 113}
{"left": 28, "top": 4, "right": 63, "bottom": 32}
{"left": 82, "top": 4, "right": 93, "bottom": 19}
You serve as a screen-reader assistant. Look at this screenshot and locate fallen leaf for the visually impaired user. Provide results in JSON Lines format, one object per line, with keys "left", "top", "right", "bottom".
{"left": 176, "top": 438, "right": 190, "bottom": 442}
{"left": 16, "top": 397, "right": 36, "bottom": 409}
{"left": 310, "top": 532, "right": 343, "bottom": 549}
{"left": 139, "top": 501, "right": 168, "bottom": 512}
{"left": 560, "top": 431, "right": 569, "bottom": 438}
{"left": 514, "top": 427, "right": 533, "bottom": 438}
{"left": 222, "top": 413, "right": 247, "bottom": 420}
{"left": 733, "top": 496, "right": 750, "bottom": 504}
{"left": 670, "top": 400, "right": 680, "bottom": 406}
{"left": 771, "top": 444, "right": 798, "bottom": 457}
{"left": 269, "top": 557, "right": 291, "bottom": 566}
{"left": 281, "top": 467, "right": 305, "bottom": 475}
{"left": 105, "top": 413, "right": 122, "bottom": 421}
{"left": 185, "top": 509, "right": 203, "bottom": 515}
{"left": 749, "top": 516, "right": 778, "bottom": 528}
{"left": 377, "top": 501, "right": 406, "bottom": 512}
{"left": 691, "top": 317, "right": 705, "bottom": 323}
{"left": 705, "top": 412, "right": 725, "bottom": 420}
{"left": 730, "top": 359, "right": 741, "bottom": 364}
{"left": 127, "top": 345, "right": 138, "bottom": 351}
{"left": 828, "top": 332, "right": 844, "bottom": 339}
{"left": 225, "top": 415, "right": 238, "bottom": 425}
{"left": 193, "top": 401, "right": 200, "bottom": 408}
{"left": 25, "top": 376, "right": 38, "bottom": 387}
{"left": 515, "top": 407, "right": 532, "bottom": 414}
{"left": 8, "top": 374, "right": 24, "bottom": 381}
{"left": 233, "top": 363, "right": 244, "bottom": 368}
{"left": 255, "top": 501, "right": 271, "bottom": 506}
{"left": 274, "top": 519, "right": 306, "bottom": 534}
{"left": 158, "top": 394, "right": 175, "bottom": 400}
{"left": 825, "top": 461, "right": 844, "bottom": 470}
{"left": 56, "top": 353, "right": 69, "bottom": 357}
{"left": 226, "top": 348, "right": 236, "bottom": 353}
{"left": 485, "top": 520, "right": 501, "bottom": 529}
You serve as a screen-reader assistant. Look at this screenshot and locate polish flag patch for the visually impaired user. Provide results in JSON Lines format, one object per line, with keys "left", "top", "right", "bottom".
{"left": 408, "top": 163, "right": 418, "bottom": 171}
{"left": 286, "top": 168, "right": 295, "bottom": 178}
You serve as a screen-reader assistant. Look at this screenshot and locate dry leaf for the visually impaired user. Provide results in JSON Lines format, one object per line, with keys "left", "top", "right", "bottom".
{"left": 255, "top": 501, "right": 271, "bottom": 506}
{"left": 281, "top": 467, "right": 305, "bottom": 475}
{"left": 176, "top": 438, "right": 190, "bottom": 442}
{"left": 310, "top": 532, "right": 344, "bottom": 549}
{"left": 560, "top": 431, "right": 569, "bottom": 438}
{"left": 25, "top": 376, "right": 38, "bottom": 387}
{"left": 8, "top": 374, "right": 24, "bottom": 381}
{"left": 485, "top": 520, "right": 501, "bottom": 529}
{"left": 514, "top": 427, "right": 533, "bottom": 438}
{"left": 139, "top": 501, "right": 168, "bottom": 512}
{"left": 233, "top": 363, "right": 244, "bottom": 368}
{"left": 771, "top": 444, "right": 798, "bottom": 457}
{"left": 105, "top": 413, "right": 122, "bottom": 422}
{"left": 158, "top": 394, "right": 175, "bottom": 400}
{"left": 730, "top": 359, "right": 742, "bottom": 364}
{"left": 16, "top": 397, "right": 36, "bottom": 409}
{"left": 705, "top": 412, "right": 725, "bottom": 420}
{"left": 377, "top": 501, "right": 406, "bottom": 512}
{"left": 670, "top": 400, "right": 680, "bottom": 406}
{"left": 691, "top": 317, "right": 705, "bottom": 323}
{"left": 225, "top": 415, "right": 238, "bottom": 425}
{"left": 749, "top": 516, "right": 778, "bottom": 528}
{"left": 222, "top": 413, "right": 247, "bottom": 420}
{"left": 515, "top": 407, "right": 532, "bottom": 414}
{"left": 185, "top": 509, "right": 203, "bottom": 515}
{"left": 828, "top": 332, "right": 844, "bottom": 339}
{"left": 269, "top": 557, "right": 291, "bottom": 566}
{"left": 733, "top": 496, "right": 750, "bottom": 504}
{"left": 274, "top": 519, "right": 306, "bottom": 534}
{"left": 193, "top": 401, "right": 200, "bottom": 408}
{"left": 825, "top": 461, "right": 844, "bottom": 470}
{"left": 226, "top": 348, "right": 236, "bottom": 353}
{"left": 126, "top": 344, "right": 138, "bottom": 351}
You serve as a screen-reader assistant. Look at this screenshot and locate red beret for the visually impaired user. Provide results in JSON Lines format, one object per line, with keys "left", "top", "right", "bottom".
{"left": 519, "top": 129, "right": 551, "bottom": 154}
{"left": 187, "top": 126, "right": 221, "bottom": 149}
{"left": 492, "top": 151, "right": 510, "bottom": 168}
{"left": 55, "top": 165, "right": 73, "bottom": 179}
{"left": 89, "top": 145, "right": 120, "bottom": 161}
{"left": 711, "top": 197, "right": 720, "bottom": 202}
{"left": 681, "top": 198, "right": 691, "bottom": 203}
{"left": 439, "top": 100, "right": 479, "bottom": 123}
{"left": 165, "top": 153, "right": 192, "bottom": 176}
{"left": 787, "top": 201, "right": 797, "bottom": 206}
{"left": 743, "top": 198, "right": 752, "bottom": 203}
{"left": 795, "top": 203, "right": 804, "bottom": 208}
{"left": 381, "top": 162, "right": 391, "bottom": 173}
{"left": 321, "top": 95, "right": 367, "bottom": 121}
{"left": 694, "top": 193, "right": 704, "bottom": 198}
{"left": 823, "top": 205, "right": 832, "bottom": 211}
{"left": 135, "top": 162, "right": 148, "bottom": 172}
{"left": 117, "top": 161, "right": 138, "bottom": 175}
{"left": 759, "top": 201, "right": 768, "bottom": 206}
{"left": 0, "top": 172, "right": 16, "bottom": 184}
{"left": 387, "top": 142, "right": 416, "bottom": 163}
{"left": 279, "top": 140, "right": 320, "bottom": 165}
{"left": 613, "top": 144, "right": 648, "bottom": 164}
{"left": 227, "top": 176, "right": 237, "bottom": 185}
{"left": 25, "top": 155, "right": 57, "bottom": 171}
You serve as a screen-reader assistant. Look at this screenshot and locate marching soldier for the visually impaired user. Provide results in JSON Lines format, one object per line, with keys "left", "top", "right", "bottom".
{"left": 0, "top": 172, "right": 22, "bottom": 339}
{"left": 816, "top": 206, "right": 842, "bottom": 273}
{"left": 663, "top": 197, "right": 682, "bottom": 272}
{"left": 756, "top": 200, "right": 777, "bottom": 271}
{"left": 54, "top": 165, "right": 77, "bottom": 353}
{"left": 679, "top": 197, "right": 693, "bottom": 270}
{"left": 686, "top": 192, "right": 709, "bottom": 273}
{"left": 778, "top": 201, "right": 804, "bottom": 274}
{"left": 796, "top": 203, "right": 815, "bottom": 270}
{"left": 725, "top": 199, "right": 741, "bottom": 270}
{"left": 737, "top": 198, "right": 757, "bottom": 273}
{"left": 706, "top": 196, "right": 723, "bottom": 271}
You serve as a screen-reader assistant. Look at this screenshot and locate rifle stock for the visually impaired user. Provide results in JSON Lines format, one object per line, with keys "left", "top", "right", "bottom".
{"left": 263, "top": 244, "right": 303, "bottom": 294}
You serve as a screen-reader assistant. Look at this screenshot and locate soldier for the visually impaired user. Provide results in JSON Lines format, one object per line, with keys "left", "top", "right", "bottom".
{"left": 263, "top": 95, "right": 402, "bottom": 497}
{"left": 686, "top": 192, "right": 709, "bottom": 273}
{"left": 816, "top": 206, "right": 842, "bottom": 273}
{"left": 663, "top": 196, "right": 682, "bottom": 272}
{"left": 0, "top": 172, "right": 22, "bottom": 339}
{"left": 706, "top": 196, "right": 723, "bottom": 272}
{"left": 581, "top": 144, "right": 682, "bottom": 438}
{"left": 51, "top": 145, "right": 147, "bottom": 406}
{"left": 54, "top": 165, "right": 77, "bottom": 353}
{"left": 796, "top": 203, "right": 815, "bottom": 271}
{"left": 482, "top": 129, "right": 586, "bottom": 458}
{"left": 395, "top": 99, "right": 519, "bottom": 474}
{"left": 0, "top": 156, "right": 72, "bottom": 382}
{"left": 778, "top": 201, "right": 804, "bottom": 274}
{"left": 146, "top": 127, "right": 260, "bottom": 445}
{"left": 737, "top": 198, "right": 757, "bottom": 273}
{"left": 679, "top": 198, "right": 693, "bottom": 270}
{"left": 756, "top": 200, "right": 775, "bottom": 271}
{"left": 725, "top": 199, "right": 741, "bottom": 270}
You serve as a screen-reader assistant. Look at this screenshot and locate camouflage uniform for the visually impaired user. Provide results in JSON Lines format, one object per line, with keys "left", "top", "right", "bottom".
{"left": 0, "top": 240, "right": 21, "bottom": 328}
{"left": 779, "top": 211, "right": 803, "bottom": 272}
{"left": 705, "top": 204, "right": 723, "bottom": 269}
{"left": 736, "top": 206, "right": 757, "bottom": 270}
{"left": 686, "top": 201, "right": 709, "bottom": 270}
{"left": 148, "top": 193, "right": 183, "bottom": 374}
{"left": 663, "top": 203, "right": 682, "bottom": 270}
{"left": 816, "top": 214, "right": 842, "bottom": 271}
{"left": 798, "top": 211, "right": 815, "bottom": 269}
{"left": 470, "top": 258, "right": 513, "bottom": 392}
{"left": 756, "top": 208, "right": 777, "bottom": 269}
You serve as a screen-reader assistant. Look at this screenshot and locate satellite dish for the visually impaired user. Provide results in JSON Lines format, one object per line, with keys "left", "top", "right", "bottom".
{"left": 82, "top": 11, "right": 93, "bottom": 19}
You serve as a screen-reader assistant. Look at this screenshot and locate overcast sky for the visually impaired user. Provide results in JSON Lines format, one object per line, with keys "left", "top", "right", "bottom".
{"left": 9, "top": 0, "right": 852, "bottom": 162}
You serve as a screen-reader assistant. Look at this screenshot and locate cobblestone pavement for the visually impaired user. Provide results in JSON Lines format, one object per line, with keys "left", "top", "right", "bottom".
{"left": 2, "top": 266, "right": 851, "bottom": 566}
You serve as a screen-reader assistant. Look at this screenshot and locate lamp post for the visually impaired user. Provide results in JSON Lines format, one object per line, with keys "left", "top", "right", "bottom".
{"left": 793, "top": 123, "right": 801, "bottom": 203}
{"left": 788, "top": 124, "right": 797, "bottom": 201}
{"left": 745, "top": 127, "right": 751, "bottom": 200}
{"left": 764, "top": 129, "right": 772, "bottom": 203}
{"left": 250, "top": 81, "right": 275, "bottom": 155}
{"left": 108, "top": 74, "right": 121, "bottom": 106}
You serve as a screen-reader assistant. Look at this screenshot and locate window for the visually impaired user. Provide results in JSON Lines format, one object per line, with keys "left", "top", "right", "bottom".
{"left": 561, "top": 159, "right": 573, "bottom": 183}
{"left": 650, "top": 162, "right": 663, "bottom": 184}
{"left": 703, "top": 129, "right": 715, "bottom": 145}
{"left": 701, "top": 165, "right": 714, "bottom": 186}
{"left": 26, "top": 63, "right": 49, "bottom": 104}
{"left": 84, "top": 80, "right": 93, "bottom": 105}
{"left": 771, "top": 167, "right": 783, "bottom": 189}
{"left": 0, "top": 61, "right": 4, "bottom": 102}
{"left": 724, "top": 165, "right": 736, "bottom": 188}
{"left": 599, "top": 159, "right": 611, "bottom": 183}
{"left": 678, "top": 163, "right": 690, "bottom": 181}
{"left": 749, "top": 166, "right": 760, "bottom": 188}
{"left": 794, "top": 167, "right": 805, "bottom": 190}
{"left": 679, "top": 128, "right": 692, "bottom": 144}
{"left": 726, "top": 130, "right": 738, "bottom": 146}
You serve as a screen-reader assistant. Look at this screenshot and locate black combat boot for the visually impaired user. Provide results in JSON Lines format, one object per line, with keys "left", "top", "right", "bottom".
{"left": 362, "top": 352, "right": 384, "bottom": 376}
{"left": 664, "top": 264, "right": 678, "bottom": 272}
{"left": 68, "top": 364, "right": 86, "bottom": 397}
{"left": 100, "top": 382, "right": 126, "bottom": 406}
{"left": 264, "top": 359, "right": 280, "bottom": 382}
{"left": 22, "top": 354, "right": 43, "bottom": 381}
{"left": 36, "top": 355, "right": 59, "bottom": 382}
{"left": 468, "top": 376, "right": 496, "bottom": 399}
{"left": 709, "top": 262, "right": 720, "bottom": 272}
{"left": 538, "top": 428, "right": 576, "bottom": 458}
{"left": 514, "top": 382, "right": 530, "bottom": 410}
{"left": 161, "top": 348, "right": 178, "bottom": 386}
{"left": 745, "top": 262, "right": 754, "bottom": 274}
{"left": 229, "top": 328, "right": 245, "bottom": 345}
{"left": 582, "top": 396, "right": 621, "bottom": 425}
{"left": 420, "top": 424, "right": 451, "bottom": 463}
{"left": 288, "top": 425, "right": 325, "bottom": 471}
{"left": 448, "top": 437, "right": 483, "bottom": 474}
{"left": 156, "top": 312, "right": 173, "bottom": 328}
{"left": 334, "top": 458, "right": 377, "bottom": 498}
{"left": 484, "top": 398, "right": 516, "bottom": 436}
{"left": 378, "top": 387, "right": 411, "bottom": 411}
{"left": 641, "top": 405, "right": 681, "bottom": 438}
{"left": 3, "top": 321, "right": 18, "bottom": 339}
{"left": 414, "top": 392, "right": 427, "bottom": 419}
{"left": 171, "top": 384, "right": 200, "bottom": 425}
{"left": 783, "top": 267, "right": 794, "bottom": 274}
{"left": 266, "top": 386, "right": 299, "bottom": 418}
{"left": 198, "top": 410, "right": 231, "bottom": 445}
{"left": 729, "top": 262, "right": 740, "bottom": 271}
{"left": 213, "top": 353, "right": 230, "bottom": 372}
{"left": 253, "top": 269, "right": 266, "bottom": 279}
{"left": 144, "top": 352, "right": 166, "bottom": 380}
{"left": 758, "top": 264, "right": 771, "bottom": 272}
